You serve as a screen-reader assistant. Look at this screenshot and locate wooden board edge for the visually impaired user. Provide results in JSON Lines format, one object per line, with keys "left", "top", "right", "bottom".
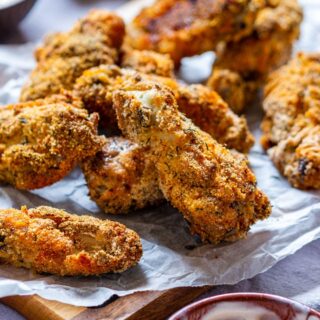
{"left": 1, "top": 295, "right": 86, "bottom": 320}
{"left": 71, "top": 286, "right": 212, "bottom": 320}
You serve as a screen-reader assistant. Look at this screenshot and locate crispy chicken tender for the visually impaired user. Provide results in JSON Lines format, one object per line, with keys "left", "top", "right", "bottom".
{"left": 0, "top": 99, "right": 104, "bottom": 190}
{"left": 20, "top": 10, "right": 125, "bottom": 102}
{"left": 0, "top": 206, "right": 142, "bottom": 275}
{"left": 82, "top": 137, "right": 164, "bottom": 214}
{"left": 207, "top": 0, "right": 302, "bottom": 113}
{"left": 127, "top": 0, "right": 266, "bottom": 65}
{"left": 113, "top": 80, "right": 271, "bottom": 244}
{"left": 120, "top": 47, "right": 175, "bottom": 78}
{"left": 261, "top": 53, "right": 320, "bottom": 189}
{"left": 73, "top": 65, "right": 254, "bottom": 153}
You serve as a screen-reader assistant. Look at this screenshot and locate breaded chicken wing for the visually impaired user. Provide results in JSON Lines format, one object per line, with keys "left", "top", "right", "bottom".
{"left": 73, "top": 65, "right": 254, "bottom": 152}
{"left": 120, "top": 46, "right": 175, "bottom": 78}
{"left": 113, "top": 79, "right": 271, "bottom": 244}
{"left": 261, "top": 53, "right": 320, "bottom": 189}
{"left": 20, "top": 10, "right": 125, "bottom": 102}
{"left": 0, "top": 206, "right": 142, "bottom": 275}
{"left": 0, "top": 99, "right": 104, "bottom": 190}
{"left": 127, "top": 0, "right": 266, "bottom": 64}
{"left": 82, "top": 137, "right": 164, "bottom": 214}
{"left": 207, "top": 0, "right": 302, "bottom": 113}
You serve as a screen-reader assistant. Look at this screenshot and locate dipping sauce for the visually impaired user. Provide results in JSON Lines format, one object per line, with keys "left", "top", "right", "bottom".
{"left": 202, "top": 302, "right": 280, "bottom": 320}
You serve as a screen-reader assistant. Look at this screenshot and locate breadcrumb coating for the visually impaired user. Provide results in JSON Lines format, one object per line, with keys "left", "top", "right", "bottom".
{"left": 73, "top": 65, "right": 254, "bottom": 153}
{"left": 262, "top": 53, "right": 320, "bottom": 189}
{"left": 127, "top": 0, "right": 266, "bottom": 64}
{"left": 20, "top": 10, "right": 125, "bottom": 102}
{"left": 113, "top": 79, "right": 271, "bottom": 244}
{"left": 82, "top": 137, "right": 164, "bottom": 214}
{"left": 0, "top": 206, "right": 142, "bottom": 276}
{"left": 0, "top": 98, "right": 104, "bottom": 190}
{"left": 120, "top": 46, "right": 175, "bottom": 78}
{"left": 207, "top": 0, "right": 302, "bottom": 113}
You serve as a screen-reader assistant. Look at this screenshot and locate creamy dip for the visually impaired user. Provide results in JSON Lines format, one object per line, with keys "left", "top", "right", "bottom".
{"left": 202, "top": 302, "right": 280, "bottom": 320}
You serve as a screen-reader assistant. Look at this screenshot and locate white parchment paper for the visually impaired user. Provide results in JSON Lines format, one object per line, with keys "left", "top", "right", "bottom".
{"left": 0, "top": 0, "right": 319, "bottom": 307}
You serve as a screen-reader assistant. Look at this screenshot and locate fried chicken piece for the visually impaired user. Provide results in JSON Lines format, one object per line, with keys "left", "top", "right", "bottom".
{"left": 82, "top": 137, "right": 164, "bottom": 214}
{"left": 207, "top": 0, "right": 302, "bottom": 113}
{"left": 20, "top": 10, "right": 125, "bottom": 102}
{"left": 113, "top": 79, "right": 271, "bottom": 244}
{"left": 261, "top": 53, "right": 320, "bottom": 189}
{"left": 120, "top": 46, "right": 175, "bottom": 78}
{"left": 73, "top": 65, "right": 254, "bottom": 153}
{"left": 127, "top": 0, "right": 266, "bottom": 65}
{"left": 0, "top": 206, "right": 142, "bottom": 275}
{"left": 176, "top": 84, "right": 254, "bottom": 152}
{"left": 0, "top": 99, "right": 104, "bottom": 190}
{"left": 207, "top": 69, "right": 258, "bottom": 114}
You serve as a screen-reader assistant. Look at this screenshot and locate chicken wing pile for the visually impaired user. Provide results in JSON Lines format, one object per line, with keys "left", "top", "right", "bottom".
{"left": 20, "top": 10, "right": 125, "bottom": 102}
{"left": 0, "top": 4, "right": 283, "bottom": 276}
{"left": 0, "top": 98, "right": 104, "bottom": 190}
{"left": 73, "top": 65, "right": 254, "bottom": 152}
{"left": 0, "top": 206, "right": 142, "bottom": 275}
{"left": 127, "top": 0, "right": 302, "bottom": 113}
{"left": 261, "top": 53, "right": 320, "bottom": 189}
{"left": 113, "top": 79, "right": 271, "bottom": 244}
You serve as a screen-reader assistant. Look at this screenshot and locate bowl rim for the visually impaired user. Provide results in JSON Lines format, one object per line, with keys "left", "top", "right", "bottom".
{"left": 168, "top": 292, "right": 320, "bottom": 320}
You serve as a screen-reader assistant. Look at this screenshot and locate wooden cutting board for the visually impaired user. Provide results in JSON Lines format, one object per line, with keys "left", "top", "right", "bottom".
{"left": 1, "top": 286, "right": 211, "bottom": 320}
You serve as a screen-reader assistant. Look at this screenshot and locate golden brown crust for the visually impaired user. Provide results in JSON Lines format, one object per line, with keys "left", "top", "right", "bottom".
{"left": 207, "top": 0, "right": 302, "bottom": 113}
{"left": 0, "top": 206, "right": 142, "bottom": 276}
{"left": 261, "top": 53, "right": 320, "bottom": 189}
{"left": 176, "top": 84, "right": 254, "bottom": 152}
{"left": 127, "top": 0, "right": 265, "bottom": 64}
{"left": 0, "top": 99, "right": 104, "bottom": 190}
{"left": 73, "top": 65, "right": 254, "bottom": 153}
{"left": 113, "top": 79, "right": 271, "bottom": 244}
{"left": 82, "top": 137, "right": 164, "bottom": 214}
{"left": 20, "top": 10, "right": 125, "bottom": 102}
{"left": 120, "top": 46, "right": 175, "bottom": 78}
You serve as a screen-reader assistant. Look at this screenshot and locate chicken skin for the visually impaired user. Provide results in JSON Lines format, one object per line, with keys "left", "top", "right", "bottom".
{"left": 113, "top": 79, "right": 271, "bottom": 244}
{"left": 261, "top": 53, "right": 320, "bottom": 189}
{"left": 20, "top": 10, "right": 125, "bottom": 102}
{"left": 0, "top": 99, "right": 104, "bottom": 190}
{"left": 82, "top": 137, "right": 164, "bottom": 214}
{"left": 73, "top": 65, "right": 254, "bottom": 153}
{"left": 0, "top": 206, "right": 142, "bottom": 276}
{"left": 207, "top": 0, "right": 302, "bottom": 113}
{"left": 127, "top": 0, "right": 266, "bottom": 65}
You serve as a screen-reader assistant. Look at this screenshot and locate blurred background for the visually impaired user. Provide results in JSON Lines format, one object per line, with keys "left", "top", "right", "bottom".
{"left": 0, "top": 0, "right": 127, "bottom": 44}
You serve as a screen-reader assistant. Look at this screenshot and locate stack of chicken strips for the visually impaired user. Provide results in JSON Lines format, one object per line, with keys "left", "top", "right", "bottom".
{"left": 1, "top": 0, "right": 317, "bottom": 278}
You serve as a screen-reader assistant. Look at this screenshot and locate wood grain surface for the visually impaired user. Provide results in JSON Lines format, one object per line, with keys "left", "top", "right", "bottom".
{"left": 1, "top": 287, "right": 211, "bottom": 320}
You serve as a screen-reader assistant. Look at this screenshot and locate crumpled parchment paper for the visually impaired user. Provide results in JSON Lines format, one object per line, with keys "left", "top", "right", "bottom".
{"left": 0, "top": 0, "right": 319, "bottom": 307}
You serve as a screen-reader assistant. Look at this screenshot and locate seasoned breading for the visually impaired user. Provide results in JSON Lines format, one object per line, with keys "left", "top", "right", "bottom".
{"left": 113, "top": 79, "right": 271, "bottom": 244}
{"left": 207, "top": 0, "right": 302, "bottom": 113}
{"left": 73, "top": 65, "right": 254, "bottom": 153}
{"left": 127, "top": 0, "right": 266, "bottom": 64}
{"left": 0, "top": 99, "right": 104, "bottom": 190}
{"left": 176, "top": 84, "right": 254, "bottom": 152}
{"left": 261, "top": 53, "right": 320, "bottom": 189}
{"left": 207, "top": 69, "right": 248, "bottom": 114}
{"left": 20, "top": 10, "right": 125, "bottom": 102}
{"left": 0, "top": 206, "right": 142, "bottom": 276}
{"left": 120, "top": 47, "right": 175, "bottom": 78}
{"left": 82, "top": 137, "right": 164, "bottom": 214}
